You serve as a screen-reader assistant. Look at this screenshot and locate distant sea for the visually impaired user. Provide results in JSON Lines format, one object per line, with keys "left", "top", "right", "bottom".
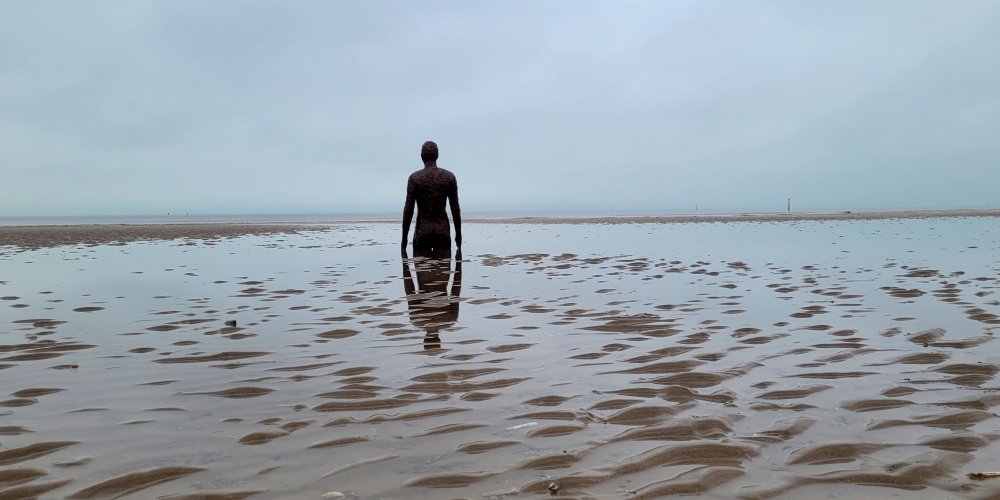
{"left": 0, "top": 213, "right": 397, "bottom": 226}
{"left": 0, "top": 207, "right": 978, "bottom": 226}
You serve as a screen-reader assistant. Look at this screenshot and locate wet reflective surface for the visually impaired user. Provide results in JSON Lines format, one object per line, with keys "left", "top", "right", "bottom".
{"left": 2, "top": 218, "right": 1000, "bottom": 498}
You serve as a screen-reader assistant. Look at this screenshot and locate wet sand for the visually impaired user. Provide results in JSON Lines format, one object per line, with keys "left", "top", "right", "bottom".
{"left": 0, "top": 224, "right": 328, "bottom": 256}
{"left": 1, "top": 215, "right": 1000, "bottom": 498}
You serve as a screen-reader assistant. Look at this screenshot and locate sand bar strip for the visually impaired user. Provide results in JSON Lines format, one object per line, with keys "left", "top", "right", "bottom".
{"left": 0, "top": 223, "right": 327, "bottom": 253}
{"left": 336, "top": 208, "right": 1000, "bottom": 225}
{"left": 462, "top": 208, "right": 1000, "bottom": 225}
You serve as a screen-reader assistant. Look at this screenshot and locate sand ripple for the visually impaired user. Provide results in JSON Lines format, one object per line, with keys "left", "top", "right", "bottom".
{"left": 66, "top": 466, "right": 205, "bottom": 498}
{"left": 0, "top": 441, "right": 78, "bottom": 466}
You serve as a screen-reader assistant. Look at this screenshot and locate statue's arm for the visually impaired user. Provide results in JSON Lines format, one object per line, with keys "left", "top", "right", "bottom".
{"left": 402, "top": 177, "right": 415, "bottom": 251}
{"left": 449, "top": 175, "right": 461, "bottom": 248}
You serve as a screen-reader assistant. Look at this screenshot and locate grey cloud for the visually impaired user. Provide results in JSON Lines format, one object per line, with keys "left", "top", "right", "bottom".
{"left": 2, "top": 1, "right": 999, "bottom": 215}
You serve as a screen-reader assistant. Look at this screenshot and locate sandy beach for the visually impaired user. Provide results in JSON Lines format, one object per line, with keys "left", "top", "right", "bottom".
{"left": 1, "top": 212, "right": 1000, "bottom": 498}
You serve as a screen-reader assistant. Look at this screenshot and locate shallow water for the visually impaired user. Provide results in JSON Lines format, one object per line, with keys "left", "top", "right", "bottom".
{"left": 2, "top": 218, "right": 1000, "bottom": 499}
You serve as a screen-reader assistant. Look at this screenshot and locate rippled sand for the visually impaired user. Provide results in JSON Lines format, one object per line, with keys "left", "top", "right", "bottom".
{"left": 2, "top": 216, "right": 1000, "bottom": 498}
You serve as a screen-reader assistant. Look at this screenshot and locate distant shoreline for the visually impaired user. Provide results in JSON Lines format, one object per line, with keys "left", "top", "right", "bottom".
{"left": 2, "top": 208, "right": 999, "bottom": 228}
{"left": 398, "top": 208, "right": 1000, "bottom": 225}
{"left": 1, "top": 208, "right": 998, "bottom": 254}
{"left": 2, "top": 208, "right": 1000, "bottom": 230}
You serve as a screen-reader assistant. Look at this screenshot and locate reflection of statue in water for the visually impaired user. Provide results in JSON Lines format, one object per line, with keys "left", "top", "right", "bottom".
{"left": 402, "top": 249, "right": 462, "bottom": 350}
{"left": 402, "top": 140, "right": 462, "bottom": 255}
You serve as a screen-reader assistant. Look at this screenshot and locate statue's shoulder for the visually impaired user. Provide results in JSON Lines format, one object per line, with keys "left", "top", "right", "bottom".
{"left": 439, "top": 167, "right": 457, "bottom": 180}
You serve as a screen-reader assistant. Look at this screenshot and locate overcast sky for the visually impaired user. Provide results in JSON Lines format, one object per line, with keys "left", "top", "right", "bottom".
{"left": 3, "top": 1, "right": 999, "bottom": 216}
